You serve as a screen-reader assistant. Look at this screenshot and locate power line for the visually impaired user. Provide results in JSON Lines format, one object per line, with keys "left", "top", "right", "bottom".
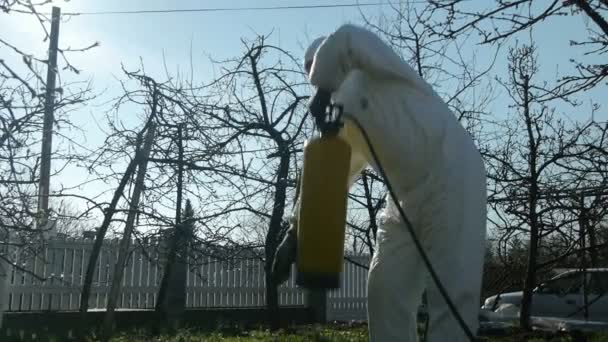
{"left": 59, "top": 1, "right": 422, "bottom": 17}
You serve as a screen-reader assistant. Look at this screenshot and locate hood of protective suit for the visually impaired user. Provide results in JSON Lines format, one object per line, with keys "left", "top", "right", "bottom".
{"left": 303, "top": 24, "right": 437, "bottom": 97}
{"left": 304, "top": 36, "right": 326, "bottom": 77}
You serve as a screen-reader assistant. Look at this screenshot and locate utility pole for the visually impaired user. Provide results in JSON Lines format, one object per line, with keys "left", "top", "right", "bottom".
{"left": 37, "top": 6, "right": 61, "bottom": 227}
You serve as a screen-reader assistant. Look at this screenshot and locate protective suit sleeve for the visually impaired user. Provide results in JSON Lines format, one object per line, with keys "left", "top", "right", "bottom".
{"left": 340, "top": 121, "right": 369, "bottom": 188}
{"left": 309, "top": 24, "right": 435, "bottom": 96}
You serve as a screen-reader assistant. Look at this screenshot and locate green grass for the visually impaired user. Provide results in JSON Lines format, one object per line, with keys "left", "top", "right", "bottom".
{"left": 102, "top": 325, "right": 369, "bottom": 342}
{"left": 90, "top": 325, "right": 608, "bottom": 342}
{"left": 19, "top": 323, "right": 605, "bottom": 341}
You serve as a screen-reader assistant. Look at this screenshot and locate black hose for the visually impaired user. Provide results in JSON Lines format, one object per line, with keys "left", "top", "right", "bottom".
{"left": 343, "top": 113, "right": 478, "bottom": 342}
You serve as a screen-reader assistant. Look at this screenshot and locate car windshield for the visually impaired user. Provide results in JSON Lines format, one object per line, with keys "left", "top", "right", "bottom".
{"left": 543, "top": 272, "right": 583, "bottom": 295}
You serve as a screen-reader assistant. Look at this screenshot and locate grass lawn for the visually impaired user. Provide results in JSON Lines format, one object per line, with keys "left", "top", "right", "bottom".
{"left": 105, "top": 326, "right": 367, "bottom": 342}
{"left": 90, "top": 325, "right": 608, "bottom": 342}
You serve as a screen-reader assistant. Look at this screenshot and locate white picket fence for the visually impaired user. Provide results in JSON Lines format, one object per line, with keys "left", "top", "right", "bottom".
{"left": 4, "top": 238, "right": 370, "bottom": 321}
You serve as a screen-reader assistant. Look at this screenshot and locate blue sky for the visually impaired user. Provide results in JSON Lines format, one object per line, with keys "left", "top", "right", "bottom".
{"left": 3, "top": 0, "right": 378, "bottom": 212}
{"left": 4, "top": 1, "right": 388, "bottom": 151}
{"left": 2, "top": 0, "right": 606, "bottom": 227}
{"left": 4, "top": 0, "right": 601, "bottom": 130}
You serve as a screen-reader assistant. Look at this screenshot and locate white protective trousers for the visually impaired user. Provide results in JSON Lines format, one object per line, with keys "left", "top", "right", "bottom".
{"left": 304, "top": 24, "right": 487, "bottom": 341}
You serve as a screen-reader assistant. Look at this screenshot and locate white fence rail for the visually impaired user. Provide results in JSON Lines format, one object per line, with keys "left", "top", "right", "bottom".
{"left": 4, "top": 238, "right": 370, "bottom": 321}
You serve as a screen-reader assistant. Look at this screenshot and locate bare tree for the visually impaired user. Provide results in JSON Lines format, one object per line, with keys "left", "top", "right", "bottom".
{"left": 483, "top": 42, "right": 608, "bottom": 329}
{"left": 48, "top": 198, "right": 97, "bottom": 237}
{"left": 361, "top": 1, "right": 497, "bottom": 132}
{"left": 102, "top": 121, "right": 156, "bottom": 341}
{"left": 345, "top": 170, "right": 385, "bottom": 258}
{"left": 426, "top": 0, "right": 607, "bottom": 100}
{"left": 1, "top": 0, "right": 97, "bottom": 292}
{"left": 198, "top": 34, "right": 309, "bottom": 327}
{"left": 76, "top": 60, "right": 282, "bottom": 334}
{"left": 538, "top": 121, "right": 608, "bottom": 269}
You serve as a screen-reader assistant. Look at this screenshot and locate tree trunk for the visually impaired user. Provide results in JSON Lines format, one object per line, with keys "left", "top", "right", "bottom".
{"left": 264, "top": 147, "right": 290, "bottom": 329}
{"left": 79, "top": 155, "right": 138, "bottom": 316}
{"left": 102, "top": 124, "right": 156, "bottom": 341}
{"left": 520, "top": 223, "right": 539, "bottom": 330}
{"left": 520, "top": 75, "right": 539, "bottom": 331}
{"left": 581, "top": 226, "right": 590, "bottom": 321}
{"left": 579, "top": 196, "right": 590, "bottom": 320}
{"left": 361, "top": 172, "right": 378, "bottom": 255}
{"left": 79, "top": 91, "right": 158, "bottom": 320}
{"left": 588, "top": 223, "right": 599, "bottom": 268}
{"left": 156, "top": 124, "right": 186, "bottom": 328}
{"left": 0, "top": 230, "right": 11, "bottom": 330}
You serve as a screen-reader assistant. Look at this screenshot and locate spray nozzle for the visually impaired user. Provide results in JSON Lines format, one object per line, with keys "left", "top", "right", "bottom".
{"left": 308, "top": 89, "right": 344, "bottom": 137}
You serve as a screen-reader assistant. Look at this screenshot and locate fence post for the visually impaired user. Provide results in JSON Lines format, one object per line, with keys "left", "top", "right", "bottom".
{"left": 0, "top": 229, "right": 10, "bottom": 330}
{"left": 304, "top": 288, "right": 327, "bottom": 323}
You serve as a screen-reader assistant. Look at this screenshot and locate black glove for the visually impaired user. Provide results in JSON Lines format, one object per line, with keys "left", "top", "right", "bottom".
{"left": 308, "top": 89, "right": 332, "bottom": 130}
{"left": 271, "top": 225, "right": 298, "bottom": 285}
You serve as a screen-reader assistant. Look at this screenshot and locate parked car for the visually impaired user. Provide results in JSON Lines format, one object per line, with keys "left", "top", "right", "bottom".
{"left": 481, "top": 268, "right": 608, "bottom": 322}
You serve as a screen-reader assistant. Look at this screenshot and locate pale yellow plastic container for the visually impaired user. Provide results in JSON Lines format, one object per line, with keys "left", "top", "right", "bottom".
{"left": 296, "top": 134, "right": 351, "bottom": 289}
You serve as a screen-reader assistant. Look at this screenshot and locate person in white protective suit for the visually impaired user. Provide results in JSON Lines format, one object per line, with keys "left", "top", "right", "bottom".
{"left": 271, "top": 24, "right": 487, "bottom": 342}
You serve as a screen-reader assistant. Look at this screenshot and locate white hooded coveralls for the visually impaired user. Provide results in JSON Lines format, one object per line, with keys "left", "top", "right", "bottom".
{"left": 302, "top": 24, "right": 487, "bottom": 342}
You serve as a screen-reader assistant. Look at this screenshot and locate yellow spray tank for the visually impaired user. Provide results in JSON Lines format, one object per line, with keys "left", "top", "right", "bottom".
{"left": 295, "top": 129, "right": 351, "bottom": 289}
